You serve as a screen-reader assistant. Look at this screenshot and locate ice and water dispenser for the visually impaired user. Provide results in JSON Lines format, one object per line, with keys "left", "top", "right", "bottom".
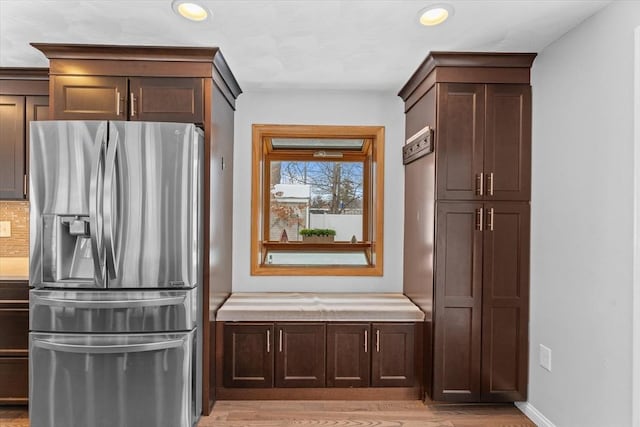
{"left": 41, "top": 214, "right": 95, "bottom": 283}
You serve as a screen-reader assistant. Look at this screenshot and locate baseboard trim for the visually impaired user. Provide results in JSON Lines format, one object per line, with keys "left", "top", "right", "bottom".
{"left": 515, "top": 401, "right": 556, "bottom": 427}
{"left": 216, "top": 386, "right": 421, "bottom": 400}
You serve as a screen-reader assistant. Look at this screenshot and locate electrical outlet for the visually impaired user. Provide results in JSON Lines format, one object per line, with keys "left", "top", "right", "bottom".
{"left": 539, "top": 344, "right": 552, "bottom": 372}
{"left": 0, "top": 221, "right": 11, "bottom": 238}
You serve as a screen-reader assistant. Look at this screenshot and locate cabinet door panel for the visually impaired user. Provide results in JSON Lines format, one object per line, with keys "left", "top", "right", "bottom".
{"left": 435, "top": 83, "right": 485, "bottom": 201}
{"left": 52, "top": 76, "right": 126, "bottom": 120}
{"left": 484, "top": 85, "right": 531, "bottom": 200}
{"left": 0, "top": 309, "right": 28, "bottom": 354}
{"left": 0, "top": 95, "right": 25, "bottom": 199}
{"left": 129, "top": 77, "right": 203, "bottom": 123}
{"left": 327, "top": 324, "right": 370, "bottom": 387}
{"left": 0, "top": 357, "right": 28, "bottom": 403}
{"left": 371, "top": 323, "right": 415, "bottom": 387}
{"left": 481, "top": 202, "right": 529, "bottom": 401}
{"left": 223, "top": 323, "right": 273, "bottom": 388}
{"left": 25, "top": 95, "right": 49, "bottom": 200}
{"left": 433, "top": 202, "right": 483, "bottom": 401}
{"left": 275, "top": 323, "right": 325, "bottom": 388}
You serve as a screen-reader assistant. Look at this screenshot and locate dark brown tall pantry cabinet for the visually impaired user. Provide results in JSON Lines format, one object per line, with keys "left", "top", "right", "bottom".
{"left": 399, "top": 52, "right": 535, "bottom": 402}
{"left": 32, "top": 43, "right": 242, "bottom": 414}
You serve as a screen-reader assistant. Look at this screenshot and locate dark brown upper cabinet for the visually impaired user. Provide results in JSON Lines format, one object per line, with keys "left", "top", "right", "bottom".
{"left": 0, "top": 95, "right": 25, "bottom": 199}
{"left": 399, "top": 52, "right": 535, "bottom": 403}
{"left": 52, "top": 75, "right": 126, "bottom": 120}
{"left": 223, "top": 323, "right": 274, "bottom": 388}
{"left": 129, "top": 77, "right": 203, "bottom": 123}
{"left": 52, "top": 75, "right": 203, "bottom": 124}
{"left": 436, "top": 83, "right": 531, "bottom": 201}
{"left": 326, "top": 323, "right": 371, "bottom": 387}
{"left": 0, "top": 68, "right": 49, "bottom": 200}
{"left": 371, "top": 323, "right": 415, "bottom": 387}
{"left": 275, "top": 323, "right": 326, "bottom": 388}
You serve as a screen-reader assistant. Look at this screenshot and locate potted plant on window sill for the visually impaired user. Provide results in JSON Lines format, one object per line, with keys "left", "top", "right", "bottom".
{"left": 299, "top": 228, "right": 336, "bottom": 243}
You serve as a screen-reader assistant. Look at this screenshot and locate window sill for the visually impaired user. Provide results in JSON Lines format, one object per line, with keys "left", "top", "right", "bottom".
{"left": 254, "top": 241, "right": 381, "bottom": 276}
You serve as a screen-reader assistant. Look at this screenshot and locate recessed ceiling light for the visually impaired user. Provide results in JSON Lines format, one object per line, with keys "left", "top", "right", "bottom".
{"left": 172, "top": 0, "right": 210, "bottom": 22}
{"left": 418, "top": 4, "right": 454, "bottom": 26}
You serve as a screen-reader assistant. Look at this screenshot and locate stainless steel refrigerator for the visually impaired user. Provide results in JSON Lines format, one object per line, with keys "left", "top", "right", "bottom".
{"left": 28, "top": 120, "right": 203, "bottom": 427}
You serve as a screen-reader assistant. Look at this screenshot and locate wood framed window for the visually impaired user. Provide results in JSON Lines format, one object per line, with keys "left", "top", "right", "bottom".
{"left": 251, "top": 124, "right": 384, "bottom": 276}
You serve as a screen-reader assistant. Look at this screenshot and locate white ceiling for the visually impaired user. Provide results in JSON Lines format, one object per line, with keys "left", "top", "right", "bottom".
{"left": 0, "top": 0, "right": 611, "bottom": 91}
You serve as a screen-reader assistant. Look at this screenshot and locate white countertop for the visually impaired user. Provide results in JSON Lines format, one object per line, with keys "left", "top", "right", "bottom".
{"left": 215, "top": 292, "right": 425, "bottom": 322}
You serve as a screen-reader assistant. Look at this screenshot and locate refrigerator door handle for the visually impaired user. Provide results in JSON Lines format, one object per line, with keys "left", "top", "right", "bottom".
{"left": 32, "top": 338, "right": 185, "bottom": 354}
{"left": 89, "top": 127, "right": 107, "bottom": 287}
{"left": 32, "top": 294, "right": 187, "bottom": 309}
{"left": 104, "top": 126, "right": 120, "bottom": 279}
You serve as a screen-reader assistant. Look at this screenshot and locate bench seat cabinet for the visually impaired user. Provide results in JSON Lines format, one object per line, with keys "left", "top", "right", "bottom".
{"left": 327, "top": 323, "right": 370, "bottom": 388}
{"left": 372, "top": 323, "right": 415, "bottom": 387}
{"left": 276, "top": 323, "right": 325, "bottom": 388}
{"left": 223, "top": 323, "right": 273, "bottom": 388}
{"left": 222, "top": 322, "right": 416, "bottom": 389}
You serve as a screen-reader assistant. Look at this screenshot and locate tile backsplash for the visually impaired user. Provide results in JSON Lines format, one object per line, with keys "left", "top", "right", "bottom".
{"left": 0, "top": 201, "right": 29, "bottom": 257}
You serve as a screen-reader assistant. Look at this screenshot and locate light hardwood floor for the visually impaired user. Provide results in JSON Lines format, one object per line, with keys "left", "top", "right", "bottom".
{"left": 1, "top": 401, "right": 536, "bottom": 427}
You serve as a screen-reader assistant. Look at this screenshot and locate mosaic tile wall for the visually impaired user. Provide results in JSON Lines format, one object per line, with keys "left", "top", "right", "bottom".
{"left": 0, "top": 201, "right": 29, "bottom": 257}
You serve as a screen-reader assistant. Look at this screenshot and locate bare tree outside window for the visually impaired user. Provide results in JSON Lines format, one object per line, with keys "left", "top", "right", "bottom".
{"left": 269, "top": 161, "right": 364, "bottom": 241}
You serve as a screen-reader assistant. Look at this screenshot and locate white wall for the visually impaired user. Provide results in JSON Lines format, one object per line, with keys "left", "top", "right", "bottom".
{"left": 634, "top": 25, "right": 640, "bottom": 427}
{"left": 528, "top": 2, "right": 640, "bottom": 426}
{"left": 232, "top": 90, "right": 405, "bottom": 292}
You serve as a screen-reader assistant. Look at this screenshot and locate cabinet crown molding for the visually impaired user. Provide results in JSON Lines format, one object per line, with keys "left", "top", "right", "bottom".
{"left": 0, "top": 68, "right": 49, "bottom": 80}
{"left": 398, "top": 51, "right": 537, "bottom": 102}
{"left": 30, "top": 43, "right": 241, "bottom": 99}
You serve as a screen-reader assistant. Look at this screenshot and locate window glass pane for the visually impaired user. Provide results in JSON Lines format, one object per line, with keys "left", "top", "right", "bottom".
{"left": 265, "top": 250, "right": 368, "bottom": 266}
{"left": 271, "top": 138, "right": 364, "bottom": 150}
{"left": 269, "top": 160, "right": 364, "bottom": 242}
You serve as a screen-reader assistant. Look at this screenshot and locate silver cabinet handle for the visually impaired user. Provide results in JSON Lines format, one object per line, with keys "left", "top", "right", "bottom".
{"left": 488, "top": 208, "right": 495, "bottom": 231}
{"left": 33, "top": 338, "right": 184, "bottom": 354}
{"left": 476, "top": 208, "right": 484, "bottom": 231}
{"left": 375, "top": 329, "right": 380, "bottom": 352}
{"left": 279, "top": 329, "right": 283, "bottom": 352}
{"left": 488, "top": 173, "right": 494, "bottom": 196}
{"left": 364, "top": 330, "right": 368, "bottom": 353}
{"left": 476, "top": 172, "right": 484, "bottom": 196}
{"left": 266, "top": 329, "right": 270, "bottom": 353}
{"left": 130, "top": 93, "right": 136, "bottom": 117}
{"left": 115, "top": 91, "right": 120, "bottom": 116}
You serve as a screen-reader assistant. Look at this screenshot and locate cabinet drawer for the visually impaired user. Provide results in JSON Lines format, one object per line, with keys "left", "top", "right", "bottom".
{"left": 0, "top": 308, "right": 28, "bottom": 354}
{"left": 0, "top": 281, "right": 28, "bottom": 300}
{"left": 0, "top": 357, "right": 28, "bottom": 403}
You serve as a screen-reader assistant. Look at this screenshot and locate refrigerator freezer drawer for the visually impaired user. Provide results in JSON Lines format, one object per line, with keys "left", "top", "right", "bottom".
{"left": 29, "top": 331, "right": 195, "bottom": 427}
{"left": 30, "top": 289, "right": 197, "bottom": 333}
